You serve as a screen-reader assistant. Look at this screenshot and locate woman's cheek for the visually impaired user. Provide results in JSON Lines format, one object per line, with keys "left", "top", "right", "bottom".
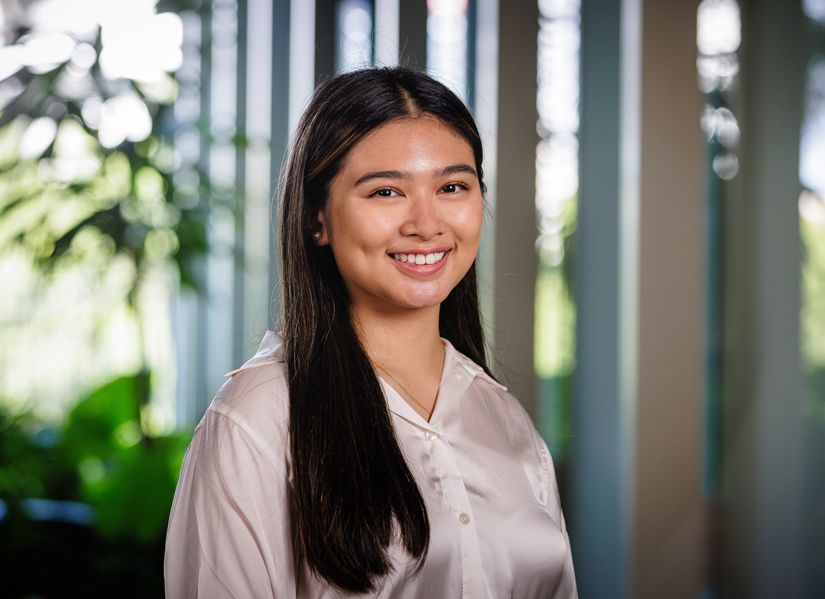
{"left": 452, "top": 200, "right": 483, "bottom": 240}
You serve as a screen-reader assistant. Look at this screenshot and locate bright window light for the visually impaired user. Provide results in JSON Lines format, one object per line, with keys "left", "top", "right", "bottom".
{"left": 99, "top": 11, "right": 183, "bottom": 82}
{"left": 98, "top": 94, "right": 153, "bottom": 148}
{"left": 337, "top": 0, "right": 373, "bottom": 72}
{"left": 427, "top": 0, "right": 468, "bottom": 100}
{"left": 19, "top": 116, "right": 58, "bottom": 160}
{"left": 697, "top": 0, "right": 741, "bottom": 56}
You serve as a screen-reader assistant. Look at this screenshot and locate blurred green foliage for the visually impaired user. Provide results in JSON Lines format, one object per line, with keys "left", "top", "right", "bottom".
{"left": 535, "top": 194, "right": 577, "bottom": 465}
{"left": 0, "top": 374, "right": 191, "bottom": 598}
{"left": 0, "top": 2, "right": 209, "bottom": 595}
{"left": 801, "top": 214, "right": 825, "bottom": 419}
{"left": 0, "top": 0, "right": 207, "bottom": 298}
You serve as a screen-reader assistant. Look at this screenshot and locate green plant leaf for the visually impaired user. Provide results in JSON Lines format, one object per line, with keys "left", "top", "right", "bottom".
{"left": 61, "top": 374, "right": 147, "bottom": 464}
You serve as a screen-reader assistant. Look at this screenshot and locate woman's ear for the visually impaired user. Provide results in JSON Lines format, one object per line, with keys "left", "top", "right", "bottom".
{"left": 314, "top": 211, "right": 329, "bottom": 245}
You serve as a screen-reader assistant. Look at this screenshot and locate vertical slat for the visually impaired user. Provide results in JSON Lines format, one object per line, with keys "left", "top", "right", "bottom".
{"left": 702, "top": 86, "right": 726, "bottom": 598}
{"left": 233, "top": 0, "right": 248, "bottom": 368}
{"left": 315, "top": 0, "right": 337, "bottom": 79}
{"left": 724, "top": 0, "right": 805, "bottom": 596}
{"left": 269, "top": 0, "right": 292, "bottom": 325}
{"left": 244, "top": 0, "right": 276, "bottom": 347}
{"left": 374, "top": 0, "right": 399, "bottom": 67}
{"left": 194, "top": 3, "right": 213, "bottom": 421}
{"left": 573, "top": 0, "right": 626, "bottom": 594}
{"left": 288, "top": 0, "right": 317, "bottom": 133}
{"left": 472, "top": 0, "right": 499, "bottom": 354}
{"left": 465, "top": 0, "right": 477, "bottom": 111}
{"left": 492, "top": 0, "right": 539, "bottom": 415}
{"left": 205, "top": 1, "right": 239, "bottom": 397}
{"left": 632, "top": 0, "right": 704, "bottom": 595}
{"left": 399, "top": 0, "right": 427, "bottom": 68}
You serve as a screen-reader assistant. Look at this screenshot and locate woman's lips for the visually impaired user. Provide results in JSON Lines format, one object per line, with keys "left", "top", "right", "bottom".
{"left": 388, "top": 250, "right": 450, "bottom": 275}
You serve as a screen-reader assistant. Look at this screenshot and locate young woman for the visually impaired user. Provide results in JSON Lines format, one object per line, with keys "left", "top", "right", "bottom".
{"left": 164, "top": 67, "right": 577, "bottom": 598}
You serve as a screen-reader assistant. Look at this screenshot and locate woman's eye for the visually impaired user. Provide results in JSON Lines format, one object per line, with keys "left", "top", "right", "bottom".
{"left": 441, "top": 182, "right": 468, "bottom": 194}
{"left": 371, "top": 188, "right": 399, "bottom": 198}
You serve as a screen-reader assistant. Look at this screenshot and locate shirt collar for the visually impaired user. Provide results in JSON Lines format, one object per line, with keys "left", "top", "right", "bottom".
{"left": 223, "top": 330, "right": 284, "bottom": 377}
{"left": 380, "top": 337, "right": 508, "bottom": 434}
{"left": 225, "top": 331, "right": 507, "bottom": 432}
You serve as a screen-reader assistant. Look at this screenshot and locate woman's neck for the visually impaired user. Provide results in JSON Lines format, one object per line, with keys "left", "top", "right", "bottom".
{"left": 352, "top": 304, "right": 445, "bottom": 379}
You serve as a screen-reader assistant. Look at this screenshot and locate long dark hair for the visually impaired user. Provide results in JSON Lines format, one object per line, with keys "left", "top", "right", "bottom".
{"left": 279, "top": 67, "right": 492, "bottom": 593}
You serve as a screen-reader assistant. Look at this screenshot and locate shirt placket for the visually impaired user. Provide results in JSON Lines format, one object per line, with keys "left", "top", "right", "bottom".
{"left": 382, "top": 353, "right": 492, "bottom": 598}
{"left": 424, "top": 428, "right": 487, "bottom": 599}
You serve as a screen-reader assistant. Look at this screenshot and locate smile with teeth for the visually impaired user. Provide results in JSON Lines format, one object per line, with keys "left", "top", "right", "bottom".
{"left": 392, "top": 251, "right": 447, "bottom": 265}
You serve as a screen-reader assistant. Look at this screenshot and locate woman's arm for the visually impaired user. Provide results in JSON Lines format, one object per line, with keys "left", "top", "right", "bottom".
{"left": 503, "top": 389, "right": 579, "bottom": 597}
{"left": 534, "top": 433, "right": 578, "bottom": 597}
{"left": 164, "top": 376, "right": 295, "bottom": 598}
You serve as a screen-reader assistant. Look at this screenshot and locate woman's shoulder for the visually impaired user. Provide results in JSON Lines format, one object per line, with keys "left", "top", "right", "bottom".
{"left": 443, "top": 338, "right": 508, "bottom": 394}
{"left": 204, "top": 331, "right": 290, "bottom": 452}
{"left": 449, "top": 346, "right": 558, "bottom": 508}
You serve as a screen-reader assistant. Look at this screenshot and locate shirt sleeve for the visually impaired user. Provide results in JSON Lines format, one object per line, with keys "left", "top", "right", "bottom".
{"left": 502, "top": 390, "right": 579, "bottom": 597}
{"left": 164, "top": 404, "right": 296, "bottom": 599}
{"left": 534, "top": 433, "right": 579, "bottom": 598}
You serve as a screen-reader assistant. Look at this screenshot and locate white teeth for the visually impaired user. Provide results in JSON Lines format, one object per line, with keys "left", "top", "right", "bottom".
{"left": 392, "top": 251, "right": 447, "bottom": 265}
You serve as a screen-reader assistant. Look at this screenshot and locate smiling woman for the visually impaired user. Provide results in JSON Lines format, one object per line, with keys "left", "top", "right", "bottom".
{"left": 321, "top": 117, "right": 483, "bottom": 314}
{"left": 164, "top": 67, "right": 577, "bottom": 598}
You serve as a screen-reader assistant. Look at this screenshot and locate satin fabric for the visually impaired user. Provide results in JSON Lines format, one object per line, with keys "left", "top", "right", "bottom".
{"left": 164, "top": 331, "right": 577, "bottom": 598}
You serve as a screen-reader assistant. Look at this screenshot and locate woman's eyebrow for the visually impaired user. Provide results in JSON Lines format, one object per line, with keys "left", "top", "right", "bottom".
{"left": 354, "top": 170, "right": 409, "bottom": 186}
{"left": 354, "top": 164, "right": 478, "bottom": 187}
{"left": 438, "top": 163, "right": 477, "bottom": 178}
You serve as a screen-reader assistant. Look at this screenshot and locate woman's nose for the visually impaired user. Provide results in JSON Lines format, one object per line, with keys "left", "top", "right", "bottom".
{"left": 400, "top": 195, "right": 443, "bottom": 239}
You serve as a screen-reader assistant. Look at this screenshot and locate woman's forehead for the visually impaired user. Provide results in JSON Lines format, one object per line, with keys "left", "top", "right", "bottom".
{"left": 337, "top": 117, "right": 475, "bottom": 176}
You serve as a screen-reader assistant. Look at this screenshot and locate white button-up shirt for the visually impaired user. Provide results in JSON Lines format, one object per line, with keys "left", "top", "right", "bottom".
{"left": 164, "top": 332, "right": 577, "bottom": 598}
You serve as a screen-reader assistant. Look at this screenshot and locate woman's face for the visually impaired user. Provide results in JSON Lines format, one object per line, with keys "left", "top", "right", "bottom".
{"left": 318, "top": 116, "right": 483, "bottom": 314}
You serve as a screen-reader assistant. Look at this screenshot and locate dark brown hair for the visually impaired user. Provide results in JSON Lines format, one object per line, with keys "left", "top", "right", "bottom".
{"left": 279, "top": 66, "right": 491, "bottom": 593}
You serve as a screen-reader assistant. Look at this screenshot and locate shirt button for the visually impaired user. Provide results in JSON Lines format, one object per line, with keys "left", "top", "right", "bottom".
{"left": 458, "top": 512, "right": 471, "bottom": 526}
{"left": 424, "top": 431, "right": 436, "bottom": 440}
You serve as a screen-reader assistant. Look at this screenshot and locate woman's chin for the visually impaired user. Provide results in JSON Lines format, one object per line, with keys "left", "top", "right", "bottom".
{"left": 398, "top": 293, "right": 451, "bottom": 310}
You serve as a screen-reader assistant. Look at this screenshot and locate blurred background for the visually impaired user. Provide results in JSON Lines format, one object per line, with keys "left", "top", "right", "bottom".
{"left": 0, "top": 0, "right": 821, "bottom": 597}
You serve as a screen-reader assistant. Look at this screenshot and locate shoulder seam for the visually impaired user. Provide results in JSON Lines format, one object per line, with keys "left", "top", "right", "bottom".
{"left": 225, "top": 358, "right": 284, "bottom": 378}
{"left": 201, "top": 407, "right": 286, "bottom": 478}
